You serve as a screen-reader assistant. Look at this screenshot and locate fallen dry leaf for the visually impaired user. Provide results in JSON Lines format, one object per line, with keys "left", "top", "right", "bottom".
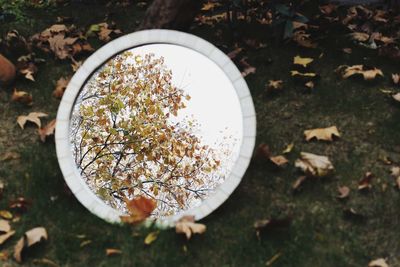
{"left": 9, "top": 197, "right": 30, "bottom": 213}
{"left": 38, "top": 119, "right": 56, "bottom": 142}
{"left": 0, "top": 251, "right": 8, "bottom": 260}
{"left": 292, "top": 31, "right": 317, "bottom": 48}
{"left": 175, "top": 216, "right": 206, "bottom": 240}
{"left": 269, "top": 155, "right": 289, "bottom": 167}
{"left": 0, "top": 210, "right": 12, "bottom": 220}
{"left": 266, "top": 80, "right": 283, "bottom": 92}
{"left": 292, "top": 176, "right": 307, "bottom": 190}
{"left": 53, "top": 77, "right": 70, "bottom": 98}
{"left": 305, "top": 81, "right": 314, "bottom": 89}
{"left": 17, "top": 112, "right": 48, "bottom": 129}
{"left": 120, "top": 196, "right": 156, "bottom": 224}
{"left": 293, "top": 55, "right": 313, "bottom": 67}
{"left": 80, "top": 240, "right": 92, "bottom": 247}
{"left": 106, "top": 248, "right": 122, "bottom": 256}
{"left": 368, "top": 258, "right": 389, "bottom": 267}
{"left": 393, "top": 93, "right": 400, "bottom": 102}
{"left": 0, "top": 220, "right": 11, "bottom": 233}
{"left": 97, "top": 23, "right": 122, "bottom": 42}
{"left": 14, "top": 227, "right": 48, "bottom": 263}
{"left": 337, "top": 186, "right": 350, "bottom": 199}
{"left": 282, "top": 143, "right": 294, "bottom": 154}
{"left": 290, "top": 70, "right": 317, "bottom": 78}
{"left": 227, "top": 47, "right": 243, "bottom": 59}
{"left": 0, "top": 230, "right": 15, "bottom": 245}
{"left": 358, "top": 172, "right": 373, "bottom": 190}
{"left": 295, "top": 152, "right": 334, "bottom": 177}
{"left": 239, "top": 58, "right": 256, "bottom": 77}
{"left": 319, "top": 3, "right": 337, "bottom": 15}
{"left": 390, "top": 166, "right": 400, "bottom": 189}
{"left": 336, "top": 65, "right": 383, "bottom": 80}
{"left": 144, "top": 231, "right": 159, "bottom": 245}
{"left": 304, "top": 126, "right": 340, "bottom": 142}
{"left": 343, "top": 48, "right": 352, "bottom": 54}
{"left": 349, "top": 32, "right": 369, "bottom": 42}
{"left": 48, "top": 34, "right": 78, "bottom": 59}
{"left": 201, "top": 2, "right": 221, "bottom": 11}
{"left": 392, "top": 74, "right": 399, "bottom": 85}
{"left": 11, "top": 89, "right": 33, "bottom": 105}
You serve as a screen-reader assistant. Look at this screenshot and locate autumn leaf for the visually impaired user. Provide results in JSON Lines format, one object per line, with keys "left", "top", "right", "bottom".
{"left": 336, "top": 65, "right": 383, "bottom": 80}
{"left": 175, "top": 216, "right": 206, "bottom": 240}
{"left": 106, "top": 248, "right": 122, "bottom": 256}
{"left": 38, "top": 119, "right": 56, "bottom": 142}
{"left": 368, "top": 258, "right": 389, "bottom": 267}
{"left": 239, "top": 58, "right": 256, "bottom": 77}
{"left": 0, "top": 151, "right": 20, "bottom": 161}
{"left": 319, "top": 3, "right": 337, "bottom": 15}
{"left": 53, "top": 77, "right": 70, "bottom": 98}
{"left": 0, "top": 220, "right": 10, "bottom": 234}
{"left": 349, "top": 32, "right": 369, "bottom": 42}
{"left": 282, "top": 143, "right": 294, "bottom": 154}
{"left": 343, "top": 48, "right": 352, "bottom": 54}
{"left": 120, "top": 196, "right": 156, "bottom": 224}
{"left": 14, "top": 227, "right": 48, "bottom": 263}
{"left": 392, "top": 93, "right": 400, "bottom": 103}
{"left": 269, "top": 155, "right": 289, "bottom": 167}
{"left": 48, "top": 34, "right": 78, "bottom": 59}
{"left": 0, "top": 210, "right": 13, "bottom": 220}
{"left": 292, "top": 176, "right": 307, "bottom": 190}
{"left": 392, "top": 73, "right": 399, "bottom": 85}
{"left": 304, "top": 126, "right": 340, "bottom": 142}
{"left": 96, "top": 23, "right": 122, "bottom": 42}
{"left": 227, "top": 47, "right": 243, "bottom": 59}
{"left": 0, "top": 231, "right": 15, "bottom": 245}
{"left": 293, "top": 55, "right": 313, "bottom": 67}
{"left": 17, "top": 112, "right": 48, "bottom": 129}
{"left": 292, "top": 31, "right": 317, "bottom": 48}
{"left": 358, "top": 172, "right": 373, "bottom": 190}
{"left": 201, "top": 2, "right": 221, "bottom": 11}
{"left": 290, "top": 70, "right": 317, "bottom": 78}
{"left": 266, "top": 80, "right": 283, "bottom": 92}
{"left": 305, "top": 81, "right": 314, "bottom": 89}
{"left": 337, "top": 186, "right": 350, "bottom": 199}
{"left": 390, "top": 166, "right": 400, "bottom": 189}
{"left": 144, "top": 231, "right": 159, "bottom": 245}
{"left": 295, "top": 152, "right": 334, "bottom": 177}
{"left": 11, "top": 89, "right": 33, "bottom": 105}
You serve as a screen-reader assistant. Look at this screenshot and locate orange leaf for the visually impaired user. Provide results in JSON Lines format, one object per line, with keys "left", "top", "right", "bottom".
{"left": 120, "top": 196, "right": 156, "bottom": 224}
{"left": 38, "top": 119, "right": 56, "bottom": 142}
{"left": 11, "top": 89, "right": 33, "bottom": 105}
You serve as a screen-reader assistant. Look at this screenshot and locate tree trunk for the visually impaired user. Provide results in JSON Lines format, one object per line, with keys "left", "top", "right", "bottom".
{"left": 137, "top": 0, "right": 202, "bottom": 31}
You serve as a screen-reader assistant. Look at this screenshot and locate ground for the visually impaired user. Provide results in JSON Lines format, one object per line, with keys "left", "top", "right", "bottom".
{"left": 0, "top": 1, "right": 399, "bottom": 267}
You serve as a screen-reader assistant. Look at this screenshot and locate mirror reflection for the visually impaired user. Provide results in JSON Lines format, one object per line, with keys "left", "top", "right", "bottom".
{"left": 70, "top": 44, "right": 243, "bottom": 217}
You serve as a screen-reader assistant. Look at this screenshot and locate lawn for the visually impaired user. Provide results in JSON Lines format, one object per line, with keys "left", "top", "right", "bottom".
{"left": 0, "top": 1, "right": 399, "bottom": 266}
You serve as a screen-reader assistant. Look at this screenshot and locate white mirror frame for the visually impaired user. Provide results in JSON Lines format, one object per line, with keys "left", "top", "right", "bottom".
{"left": 55, "top": 29, "right": 256, "bottom": 227}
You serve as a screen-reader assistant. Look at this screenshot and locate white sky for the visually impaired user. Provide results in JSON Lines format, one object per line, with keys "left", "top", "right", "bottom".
{"left": 128, "top": 44, "right": 243, "bottom": 166}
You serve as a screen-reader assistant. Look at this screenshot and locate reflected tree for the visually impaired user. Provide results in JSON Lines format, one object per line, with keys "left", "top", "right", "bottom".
{"left": 70, "top": 52, "right": 226, "bottom": 217}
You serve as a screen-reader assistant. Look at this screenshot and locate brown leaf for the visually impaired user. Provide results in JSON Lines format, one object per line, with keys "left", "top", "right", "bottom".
{"left": 392, "top": 73, "right": 399, "bottom": 85}
{"left": 11, "top": 89, "right": 33, "bottom": 105}
{"left": 0, "top": 210, "right": 13, "bottom": 220}
{"left": 368, "top": 258, "right": 389, "bottom": 267}
{"left": 266, "top": 80, "right": 283, "bottom": 92}
{"left": 144, "top": 231, "right": 159, "bottom": 245}
{"left": 227, "top": 47, "right": 243, "bottom": 59}
{"left": 319, "top": 4, "right": 337, "bottom": 15}
{"left": 18, "top": 61, "right": 37, "bottom": 82}
{"left": 292, "top": 176, "right": 307, "bottom": 190}
{"left": 393, "top": 93, "right": 400, "bottom": 103}
{"left": 175, "top": 216, "right": 206, "bottom": 240}
{"left": 304, "top": 126, "right": 340, "bottom": 142}
{"left": 97, "top": 23, "right": 122, "bottom": 42}
{"left": 269, "top": 155, "right": 288, "bottom": 167}
{"left": 38, "top": 119, "right": 56, "bottom": 142}
{"left": 0, "top": 220, "right": 11, "bottom": 233}
{"left": 292, "top": 31, "right": 317, "bottom": 48}
{"left": 105, "top": 248, "right": 122, "bottom": 256}
{"left": 343, "top": 48, "right": 352, "bottom": 54}
{"left": 293, "top": 56, "right": 313, "bottom": 67}
{"left": 282, "top": 143, "right": 294, "bottom": 154}
{"left": 9, "top": 197, "right": 30, "bottom": 213}
{"left": 358, "top": 172, "right": 373, "bottom": 190}
{"left": 201, "top": 2, "right": 221, "bottom": 11}
{"left": 390, "top": 166, "right": 400, "bottom": 189}
{"left": 290, "top": 70, "right": 317, "bottom": 78}
{"left": 239, "top": 58, "right": 256, "bottom": 77}
{"left": 0, "top": 230, "right": 15, "bottom": 245}
{"left": 120, "top": 196, "right": 156, "bottom": 224}
{"left": 53, "top": 77, "right": 70, "bottom": 98}
{"left": 48, "top": 34, "right": 78, "bottom": 60}
{"left": 337, "top": 186, "right": 350, "bottom": 199}
{"left": 295, "top": 152, "right": 334, "bottom": 177}
{"left": 336, "top": 65, "right": 383, "bottom": 80}
{"left": 349, "top": 32, "right": 369, "bottom": 42}
{"left": 17, "top": 112, "right": 48, "bottom": 129}
{"left": 14, "top": 227, "right": 48, "bottom": 262}
{"left": 305, "top": 81, "right": 314, "bottom": 89}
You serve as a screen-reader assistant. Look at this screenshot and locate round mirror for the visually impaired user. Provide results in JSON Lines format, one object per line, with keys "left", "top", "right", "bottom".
{"left": 55, "top": 30, "right": 256, "bottom": 226}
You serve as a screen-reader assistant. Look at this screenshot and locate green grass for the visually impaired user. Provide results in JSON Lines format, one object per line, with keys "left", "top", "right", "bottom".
{"left": 1, "top": 1, "right": 400, "bottom": 266}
